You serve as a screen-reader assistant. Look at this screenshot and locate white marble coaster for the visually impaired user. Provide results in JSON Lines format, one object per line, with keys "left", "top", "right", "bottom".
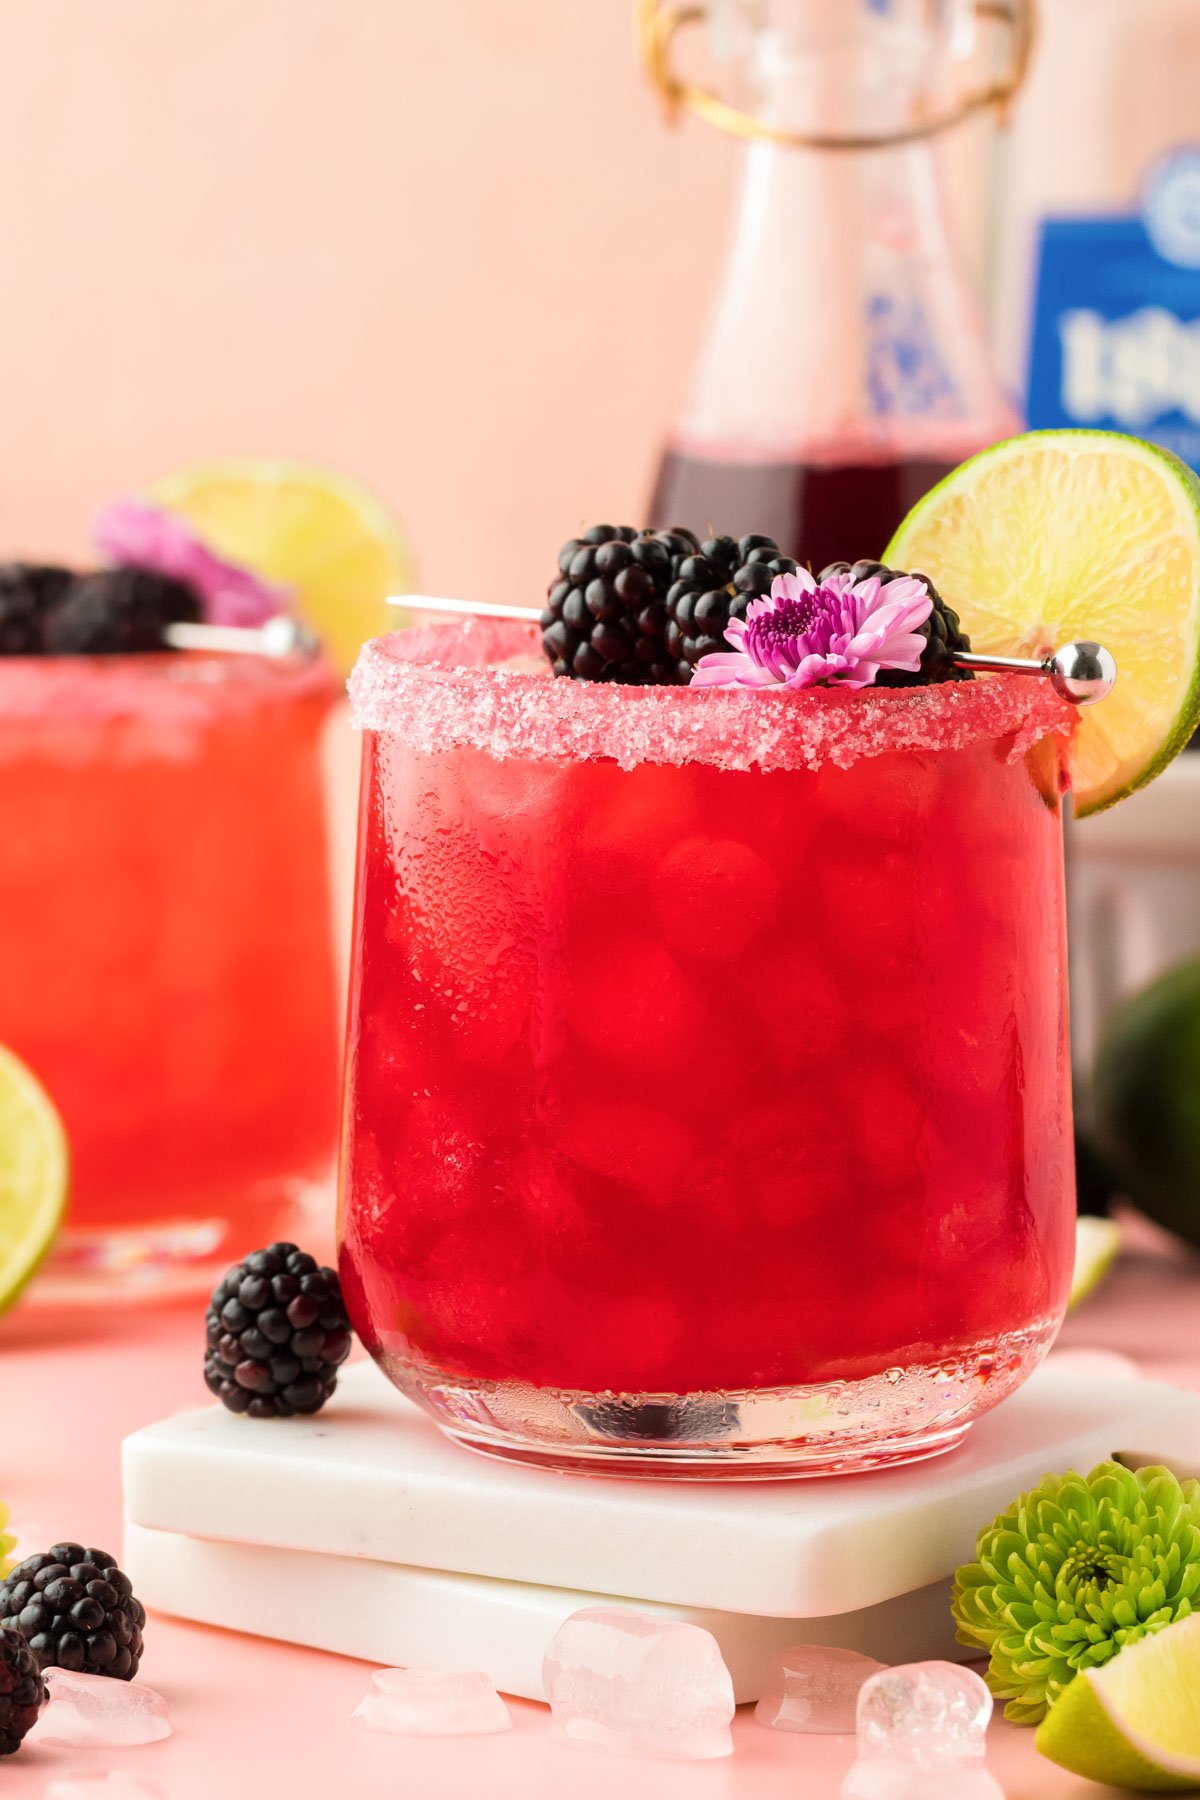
{"left": 122, "top": 1521, "right": 963, "bottom": 1702}
{"left": 122, "top": 1359, "right": 1200, "bottom": 1621}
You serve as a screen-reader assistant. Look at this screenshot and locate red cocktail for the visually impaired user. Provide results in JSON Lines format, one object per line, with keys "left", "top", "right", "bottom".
{"left": 340, "top": 620, "right": 1076, "bottom": 1474}
{"left": 0, "top": 653, "right": 341, "bottom": 1294}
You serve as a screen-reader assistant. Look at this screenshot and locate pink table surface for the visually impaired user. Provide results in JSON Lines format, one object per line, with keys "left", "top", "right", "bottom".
{"left": 0, "top": 1220, "right": 1194, "bottom": 1800}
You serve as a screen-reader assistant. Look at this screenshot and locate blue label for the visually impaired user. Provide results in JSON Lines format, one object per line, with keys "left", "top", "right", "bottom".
{"left": 1026, "top": 148, "right": 1200, "bottom": 472}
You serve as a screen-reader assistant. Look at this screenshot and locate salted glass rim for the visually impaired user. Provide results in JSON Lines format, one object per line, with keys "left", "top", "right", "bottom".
{"left": 0, "top": 651, "right": 339, "bottom": 723}
{"left": 349, "top": 620, "right": 1075, "bottom": 774}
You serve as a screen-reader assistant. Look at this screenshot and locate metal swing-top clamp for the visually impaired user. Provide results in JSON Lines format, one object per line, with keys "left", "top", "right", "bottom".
{"left": 636, "top": 0, "right": 1037, "bottom": 153}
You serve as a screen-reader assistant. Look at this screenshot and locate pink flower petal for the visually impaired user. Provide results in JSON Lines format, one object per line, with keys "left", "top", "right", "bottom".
{"left": 94, "top": 499, "right": 293, "bottom": 628}
{"left": 691, "top": 650, "right": 778, "bottom": 689}
{"left": 688, "top": 567, "right": 936, "bottom": 692}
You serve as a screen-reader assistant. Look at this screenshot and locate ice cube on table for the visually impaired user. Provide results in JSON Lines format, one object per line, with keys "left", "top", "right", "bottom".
{"left": 47, "top": 1777, "right": 165, "bottom": 1800}
{"left": 33, "top": 1668, "right": 171, "bottom": 1747}
{"left": 543, "top": 1606, "right": 734, "bottom": 1760}
{"left": 755, "top": 1645, "right": 886, "bottom": 1735}
{"left": 351, "top": 1667, "right": 511, "bottom": 1736}
{"left": 856, "top": 1662, "right": 992, "bottom": 1770}
{"left": 842, "top": 1761, "right": 1005, "bottom": 1800}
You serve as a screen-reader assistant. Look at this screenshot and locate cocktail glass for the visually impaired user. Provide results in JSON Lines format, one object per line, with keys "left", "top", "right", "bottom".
{"left": 339, "top": 620, "right": 1076, "bottom": 1476}
{"left": 0, "top": 651, "right": 342, "bottom": 1298}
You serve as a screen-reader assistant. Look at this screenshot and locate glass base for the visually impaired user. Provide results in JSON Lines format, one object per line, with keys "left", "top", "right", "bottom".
{"left": 31, "top": 1172, "right": 335, "bottom": 1305}
{"left": 381, "top": 1323, "right": 1058, "bottom": 1480}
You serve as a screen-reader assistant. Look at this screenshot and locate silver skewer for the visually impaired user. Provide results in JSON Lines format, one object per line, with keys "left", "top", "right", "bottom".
{"left": 388, "top": 594, "right": 539, "bottom": 622}
{"left": 386, "top": 595, "right": 1118, "bottom": 708}
{"left": 954, "top": 643, "right": 1117, "bottom": 706}
{"left": 162, "top": 616, "right": 321, "bottom": 659}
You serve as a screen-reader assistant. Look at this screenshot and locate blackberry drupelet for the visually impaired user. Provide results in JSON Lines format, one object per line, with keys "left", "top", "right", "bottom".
{"left": 205, "top": 1241, "right": 353, "bottom": 1418}
{"left": 42, "top": 567, "right": 201, "bottom": 655}
{"left": 0, "top": 1626, "right": 44, "bottom": 1754}
{"left": 0, "top": 563, "right": 73, "bottom": 655}
{"left": 541, "top": 524, "right": 699, "bottom": 684}
{"left": 0, "top": 1546, "right": 145, "bottom": 1680}
{"left": 664, "top": 534, "right": 798, "bottom": 678}
{"left": 819, "top": 558, "right": 973, "bottom": 686}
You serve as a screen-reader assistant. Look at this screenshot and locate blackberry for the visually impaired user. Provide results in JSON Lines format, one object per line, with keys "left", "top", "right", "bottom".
{"left": 818, "top": 558, "right": 973, "bottom": 686}
{"left": 0, "top": 1626, "right": 44, "bottom": 1754}
{"left": 42, "top": 567, "right": 201, "bottom": 655}
{"left": 204, "top": 1242, "right": 353, "bottom": 1419}
{"left": 541, "top": 524, "right": 700, "bottom": 685}
{"left": 664, "top": 534, "right": 798, "bottom": 679}
{"left": 0, "top": 563, "right": 73, "bottom": 655}
{"left": 0, "top": 1546, "right": 144, "bottom": 1680}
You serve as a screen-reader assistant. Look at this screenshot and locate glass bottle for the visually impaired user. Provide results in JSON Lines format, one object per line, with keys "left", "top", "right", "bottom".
{"left": 645, "top": 0, "right": 1024, "bottom": 569}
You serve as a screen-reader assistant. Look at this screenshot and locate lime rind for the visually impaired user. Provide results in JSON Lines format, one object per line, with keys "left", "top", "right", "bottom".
{"left": 157, "top": 457, "right": 411, "bottom": 567}
{"left": 0, "top": 1043, "right": 69, "bottom": 1313}
{"left": 1036, "top": 1615, "right": 1200, "bottom": 1792}
{"left": 0, "top": 1502, "right": 15, "bottom": 1579}
{"left": 152, "top": 459, "right": 415, "bottom": 677}
{"left": 1069, "top": 1216, "right": 1121, "bottom": 1309}
{"left": 884, "top": 428, "right": 1200, "bottom": 817}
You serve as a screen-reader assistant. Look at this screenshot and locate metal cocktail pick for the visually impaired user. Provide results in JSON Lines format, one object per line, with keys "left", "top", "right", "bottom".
{"left": 162, "top": 616, "right": 321, "bottom": 658}
{"left": 384, "top": 595, "right": 1119, "bottom": 708}
{"left": 952, "top": 642, "right": 1117, "bottom": 706}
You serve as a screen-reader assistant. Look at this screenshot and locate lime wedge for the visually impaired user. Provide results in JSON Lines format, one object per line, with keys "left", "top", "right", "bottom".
{"left": 0, "top": 1043, "right": 68, "bottom": 1312}
{"left": 1070, "top": 1215, "right": 1121, "bottom": 1309}
{"left": 152, "top": 460, "right": 415, "bottom": 677}
{"left": 885, "top": 430, "right": 1200, "bottom": 815}
{"left": 1037, "top": 1613, "right": 1200, "bottom": 1791}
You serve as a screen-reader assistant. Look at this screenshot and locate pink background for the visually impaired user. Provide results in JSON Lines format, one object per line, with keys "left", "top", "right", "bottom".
{"left": 0, "top": 2, "right": 732, "bottom": 604}
{"left": 0, "top": 2, "right": 989, "bottom": 608}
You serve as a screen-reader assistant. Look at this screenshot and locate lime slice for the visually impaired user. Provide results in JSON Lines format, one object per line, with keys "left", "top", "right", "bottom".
{"left": 1037, "top": 1613, "right": 1200, "bottom": 1791}
{"left": 885, "top": 430, "right": 1200, "bottom": 815}
{"left": 0, "top": 1043, "right": 68, "bottom": 1312}
{"left": 152, "top": 460, "right": 415, "bottom": 677}
{"left": 1070, "top": 1215, "right": 1121, "bottom": 1309}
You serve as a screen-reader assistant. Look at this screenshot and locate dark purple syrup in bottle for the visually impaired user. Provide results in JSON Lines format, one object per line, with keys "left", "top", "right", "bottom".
{"left": 648, "top": 449, "right": 962, "bottom": 571}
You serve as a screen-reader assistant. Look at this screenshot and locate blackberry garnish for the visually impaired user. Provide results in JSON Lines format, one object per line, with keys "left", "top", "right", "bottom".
{"left": 0, "top": 1626, "right": 43, "bottom": 1754}
{"left": 0, "top": 564, "right": 73, "bottom": 655}
{"left": 819, "top": 558, "right": 973, "bottom": 686}
{"left": 541, "top": 524, "right": 700, "bottom": 685}
{"left": 0, "top": 1546, "right": 145, "bottom": 1680}
{"left": 42, "top": 567, "right": 201, "bottom": 656}
{"left": 204, "top": 1242, "right": 353, "bottom": 1419}
{"left": 665, "top": 533, "right": 798, "bottom": 679}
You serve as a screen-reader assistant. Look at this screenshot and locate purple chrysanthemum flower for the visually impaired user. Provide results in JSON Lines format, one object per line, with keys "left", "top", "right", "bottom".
{"left": 690, "top": 566, "right": 933, "bottom": 692}
{"left": 93, "top": 499, "right": 292, "bottom": 629}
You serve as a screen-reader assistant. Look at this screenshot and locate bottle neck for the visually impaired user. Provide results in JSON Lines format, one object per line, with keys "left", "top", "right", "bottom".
{"left": 749, "top": 8, "right": 952, "bottom": 143}
{"left": 671, "top": 8, "right": 1017, "bottom": 463}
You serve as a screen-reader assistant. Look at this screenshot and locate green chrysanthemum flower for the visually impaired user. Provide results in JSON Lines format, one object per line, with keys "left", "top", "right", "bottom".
{"left": 953, "top": 1461, "right": 1200, "bottom": 1725}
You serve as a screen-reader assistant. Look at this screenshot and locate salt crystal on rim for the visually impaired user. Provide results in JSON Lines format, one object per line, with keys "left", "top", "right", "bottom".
{"left": 348, "top": 621, "right": 1074, "bottom": 775}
